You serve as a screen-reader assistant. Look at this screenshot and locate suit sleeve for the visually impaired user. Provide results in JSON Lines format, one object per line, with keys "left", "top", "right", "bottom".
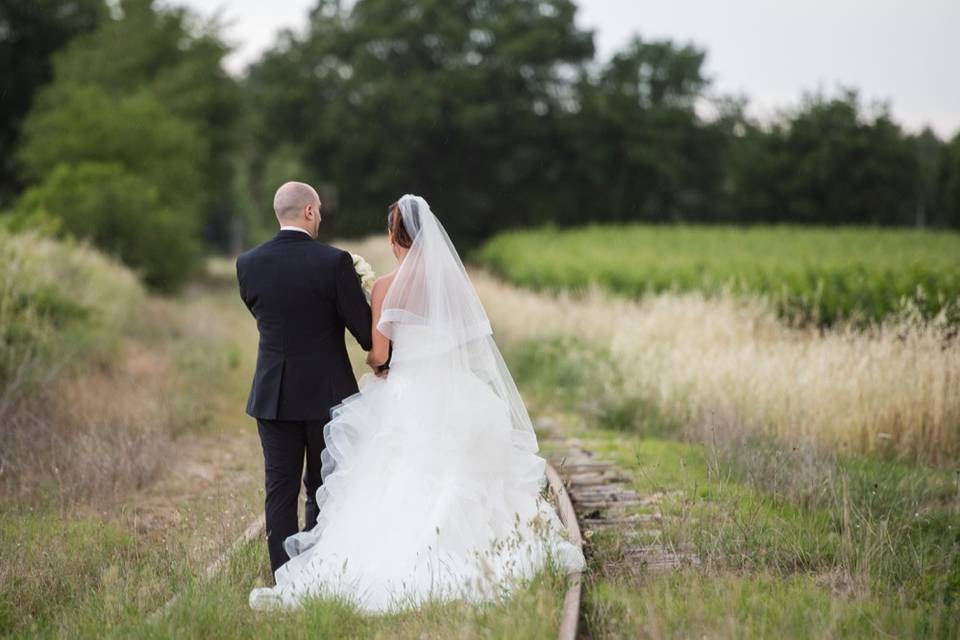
{"left": 335, "top": 251, "right": 373, "bottom": 351}
{"left": 236, "top": 256, "right": 255, "bottom": 317}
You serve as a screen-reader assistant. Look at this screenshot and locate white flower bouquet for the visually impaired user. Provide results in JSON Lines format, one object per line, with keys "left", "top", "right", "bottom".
{"left": 351, "top": 253, "right": 376, "bottom": 299}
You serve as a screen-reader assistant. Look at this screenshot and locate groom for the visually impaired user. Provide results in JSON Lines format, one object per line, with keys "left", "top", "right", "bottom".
{"left": 236, "top": 181, "right": 372, "bottom": 575}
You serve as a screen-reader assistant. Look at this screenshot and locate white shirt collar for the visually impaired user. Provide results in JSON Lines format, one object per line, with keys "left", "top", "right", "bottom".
{"left": 279, "top": 226, "right": 313, "bottom": 237}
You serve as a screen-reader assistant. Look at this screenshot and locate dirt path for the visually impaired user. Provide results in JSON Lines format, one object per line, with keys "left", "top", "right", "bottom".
{"left": 118, "top": 273, "right": 268, "bottom": 572}
{"left": 128, "top": 428, "right": 263, "bottom": 563}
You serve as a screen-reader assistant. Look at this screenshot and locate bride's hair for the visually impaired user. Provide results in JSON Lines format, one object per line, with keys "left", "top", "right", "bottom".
{"left": 387, "top": 200, "right": 416, "bottom": 249}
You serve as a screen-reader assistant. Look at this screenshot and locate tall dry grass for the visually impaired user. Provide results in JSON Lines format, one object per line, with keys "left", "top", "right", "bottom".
{"left": 1, "top": 338, "right": 177, "bottom": 509}
{"left": 0, "top": 230, "right": 144, "bottom": 412}
{"left": 477, "top": 275, "right": 959, "bottom": 465}
{"left": 0, "top": 230, "right": 168, "bottom": 508}
{"left": 0, "top": 251, "right": 268, "bottom": 635}
{"left": 345, "top": 235, "right": 960, "bottom": 465}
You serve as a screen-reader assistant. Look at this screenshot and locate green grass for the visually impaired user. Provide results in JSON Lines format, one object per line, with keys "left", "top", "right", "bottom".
{"left": 507, "top": 336, "right": 682, "bottom": 438}
{"left": 585, "top": 572, "right": 928, "bottom": 639}
{"left": 113, "top": 539, "right": 569, "bottom": 640}
{"left": 577, "top": 432, "right": 959, "bottom": 638}
{"left": 0, "top": 510, "right": 190, "bottom": 638}
{"left": 0, "top": 522, "right": 568, "bottom": 639}
{"left": 502, "top": 335, "right": 960, "bottom": 638}
{"left": 476, "top": 224, "right": 960, "bottom": 325}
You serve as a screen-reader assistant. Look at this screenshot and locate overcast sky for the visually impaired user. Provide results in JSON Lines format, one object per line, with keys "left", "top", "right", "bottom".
{"left": 176, "top": 0, "right": 960, "bottom": 137}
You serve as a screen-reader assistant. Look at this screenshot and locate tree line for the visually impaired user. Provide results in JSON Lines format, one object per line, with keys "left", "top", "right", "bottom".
{"left": 2, "top": 0, "right": 958, "bottom": 290}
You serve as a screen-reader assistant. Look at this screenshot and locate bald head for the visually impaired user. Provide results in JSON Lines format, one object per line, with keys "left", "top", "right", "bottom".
{"left": 274, "top": 182, "right": 319, "bottom": 220}
{"left": 273, "top": 181, "right": 322, "bottom": 238}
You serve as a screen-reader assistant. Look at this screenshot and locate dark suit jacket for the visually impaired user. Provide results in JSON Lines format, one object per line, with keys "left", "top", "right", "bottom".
{"left": 236, "top": 230, "right": 373, "bottom": 421}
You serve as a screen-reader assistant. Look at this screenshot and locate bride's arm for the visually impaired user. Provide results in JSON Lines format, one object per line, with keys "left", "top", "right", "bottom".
{"left": 366, "top": 274, "right": 393, "bottom": 371}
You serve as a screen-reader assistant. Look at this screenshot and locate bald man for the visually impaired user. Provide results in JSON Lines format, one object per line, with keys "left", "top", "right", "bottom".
{"left": 236, "top": 181, "right": 373, "bottom": 575}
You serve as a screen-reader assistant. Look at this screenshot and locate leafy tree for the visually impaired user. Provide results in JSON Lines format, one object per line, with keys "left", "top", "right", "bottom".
{"left": 19, "top": 86, "right": 207, "bottom": 214}
{"left": 711, "top": 97, "right": 787, "bottom": 223}
{"left": 23, "top": 0, "right": 240, "bottom": 247}
{"left": 15, "top": 86, "right": 206, "bottom": 289}
{"left": 940, "top": 133, "right": 960, "bottom": 230}
{"left": 9, "top": 0, "right": 242, "bottom": 289}
{"left": 0, "top": 0, "right": 106, "bottom": 207}
{"left": 777, "top": 90, "right": 916, "bottom": 225}
{"left": 913, "top": 127, "right": 943, "bottom": 228}
{"left": 244, "top": 0, "right": 594, "bottom": 243}
{"left": 570, "top": 37, "right": 725, "bottom": 224}
{"left": 12, "top": 163, "right": 201, "bottom": 290}
{"left": 242, "top": 1, "right": 947, "bottom": 239}
{"left": 717, "top": 90, "right": 920, "bottom": 227}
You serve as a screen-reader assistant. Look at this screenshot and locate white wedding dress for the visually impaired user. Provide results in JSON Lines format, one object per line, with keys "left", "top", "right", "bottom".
{"left": 249, "top": 196, "right": 584, "bottom": 614}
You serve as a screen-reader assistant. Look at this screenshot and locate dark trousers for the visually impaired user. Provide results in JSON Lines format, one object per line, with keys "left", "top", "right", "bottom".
{"left": 256, "top": 418, "right": 327, "bottom": 574}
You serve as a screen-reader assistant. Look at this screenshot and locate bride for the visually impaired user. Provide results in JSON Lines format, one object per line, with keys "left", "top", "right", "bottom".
{"left": 249, "top": 194, "right": 584, "bottom": 613}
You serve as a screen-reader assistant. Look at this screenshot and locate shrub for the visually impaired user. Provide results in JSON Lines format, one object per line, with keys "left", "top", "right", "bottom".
{"left": 11, "top": 163, "right": 201, "bottom": 290}
{"left": 0, "top": 228, "right": 143, "bottom": 410}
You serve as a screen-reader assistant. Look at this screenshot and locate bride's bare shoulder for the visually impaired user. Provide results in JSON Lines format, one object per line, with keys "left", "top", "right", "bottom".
{"left": 372, "top": 270, "right": 397, "bottom": 300}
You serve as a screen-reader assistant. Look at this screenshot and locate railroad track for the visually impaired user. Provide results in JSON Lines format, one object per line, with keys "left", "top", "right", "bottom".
{"left": 545, "top": 461, "right": 585, "bottom": 640}
{"left": 540, "top": 419, "right": 701, "bottom": 639}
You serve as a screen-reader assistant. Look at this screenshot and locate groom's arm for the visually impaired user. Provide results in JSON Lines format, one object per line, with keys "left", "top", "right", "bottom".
{"left": 236, "top": 256, "right": 255, "bottom": 317}
{"left": 334, "top": 251, "right": 373, "bottom": 350}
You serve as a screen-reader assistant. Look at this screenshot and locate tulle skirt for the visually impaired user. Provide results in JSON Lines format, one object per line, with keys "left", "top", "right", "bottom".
{"left": 248, "top": 353, "right": 584, "bottom": 613}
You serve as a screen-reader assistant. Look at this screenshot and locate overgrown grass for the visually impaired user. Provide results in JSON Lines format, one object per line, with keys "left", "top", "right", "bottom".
{"left": 112, "top": 539, "right": 569, "bottom": 640}
{"left": 502, "top": 336, "right": 959, "bottom": 637}
{"left": 346, "top": 233, "right": 960, "bottom": 634}
{"left": 0, "top": 511, "right": 189, "bottom": 637}
{"left": 1, "top": 239, "right": 573, "bottom": 638}
{"left": 242, "top": 234, "right": 960, "bottom": 637}
{"left": 475, "top": 270, "right": 960, "bottom": 465}
{"left": 584, "top": 572, "right": 929, "bottom": 639}
{"left": 1, "top": 517, "right": 570, "bottom": 639}
{"left": 476, "top": 224, "right": 960, "bottom": 326}
{"left": 0, "top": 246, "right": 266, "bottom": 636}
{"left": 579, "top": 432, "right": 959, "bottom": 639}
{"left": 0, "top": 229, "right": 143, "bottom": 412}
{"left": 0, "top": 236, "right": 257, "bottom": 508}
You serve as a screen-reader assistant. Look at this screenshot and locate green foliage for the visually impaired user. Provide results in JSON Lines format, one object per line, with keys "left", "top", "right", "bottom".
{"left": 478, "top": 224, "right": 960, "bottom": 325}
{"left": 12, "top": 163, "right": 201, "bottom": 290}
{"left": 41, "top": 0, "right": 242, "bottom": 247}
{"left": 0, "top": 0, "right": 107, "bottom": 207}
{"left": 242, "top": 4, "right": 960, "bottom": 241}
{"left": 506, "top": 337, "right": 679, "bottom": 437}
{"left": 567, "top": 36, "right": 726, "bottom": 225}
{"left": 940, "top": 133, "right": 960, "bottom": 229}
{"left": 0, "top": 228, "right": 143, "bottom": 406}
{"left": 716, "top": 91, "right": 960, "bottom": 230}
{"left": 7, "top": 0, "right": 960, "bottom": 261}
{"left": 9, "top": 0, "right": 239, "bottom": 289}
{"left": 18, "top": 86, "right": 207, "bottom": 214}
{"left": 243, "top": 0, "right": 598, "bottom": 241}
{"left": 782, "top": 92, "right": 914, "bottom": 225}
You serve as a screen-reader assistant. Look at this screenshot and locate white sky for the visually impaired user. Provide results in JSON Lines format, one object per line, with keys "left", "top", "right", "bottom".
{"left": 176, "top": 0, "right": 960, "bottom": 137}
